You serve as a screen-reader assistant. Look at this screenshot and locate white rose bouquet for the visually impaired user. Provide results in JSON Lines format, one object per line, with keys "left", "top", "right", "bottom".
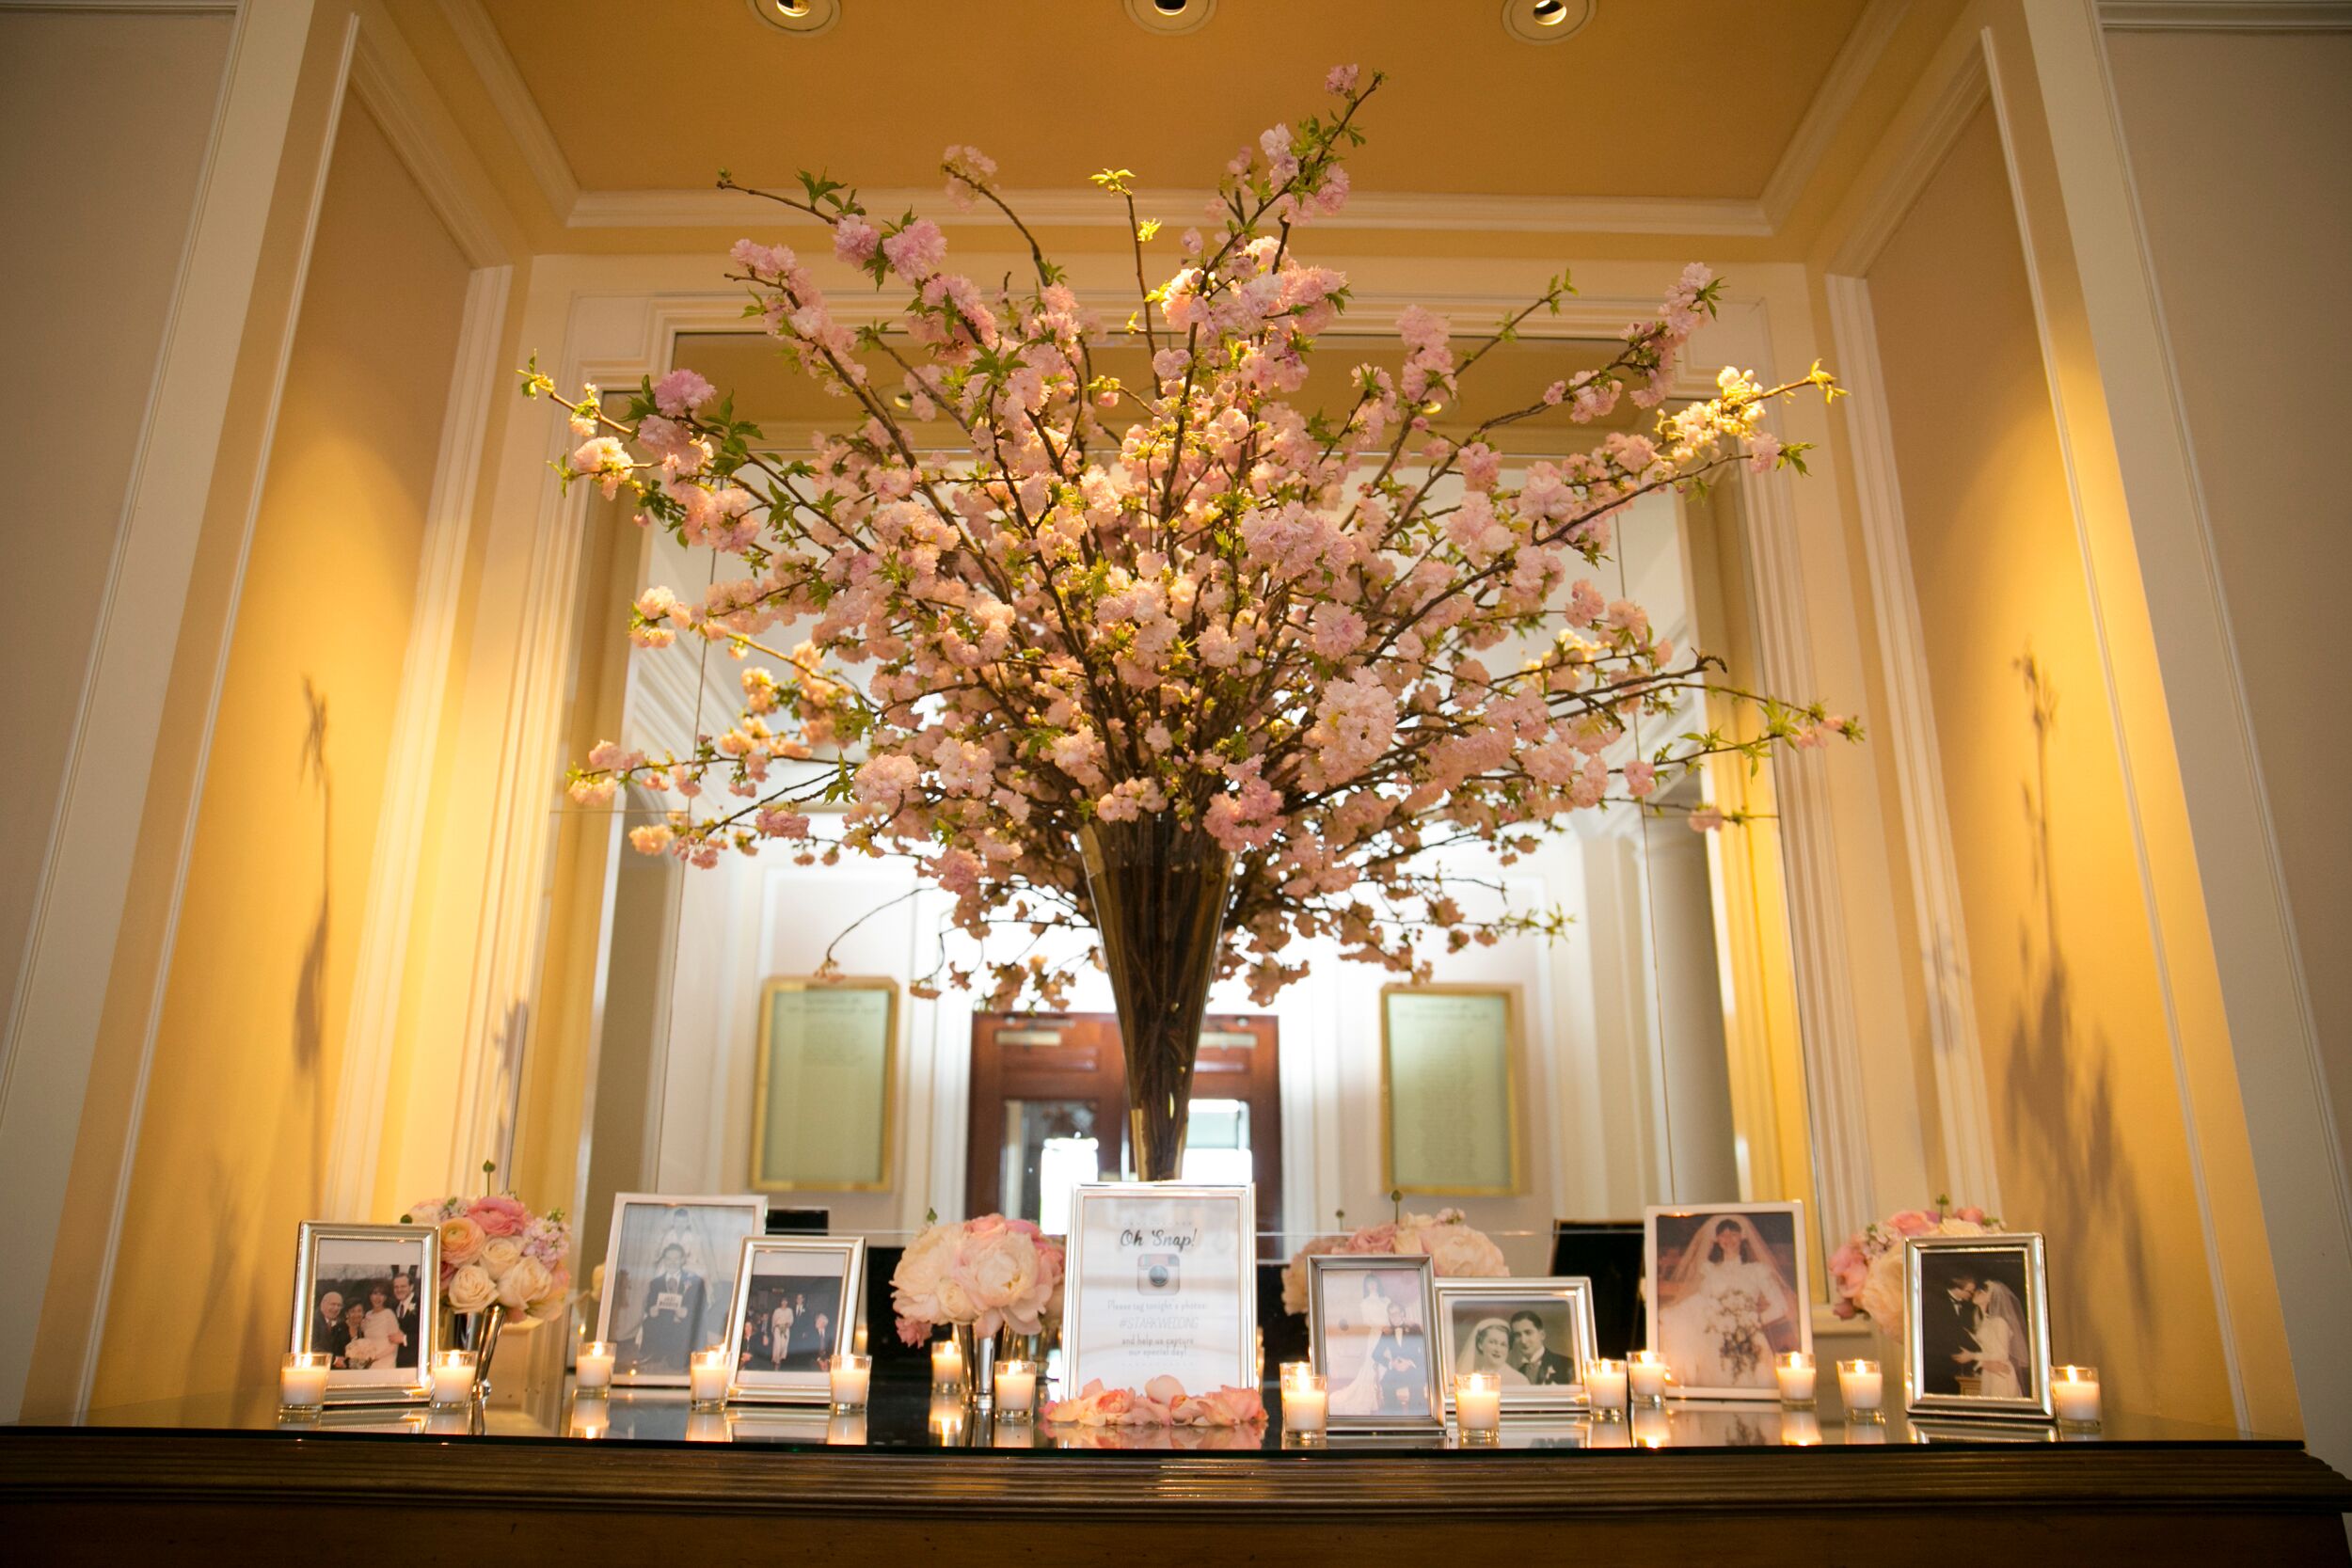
{"left": 1827, "top": 1196, "right": 2002, "bottom": 1338}
{"left": 401, "top": 1163, "right": 575, "bottom": 1323}
{"left": 1280, "top": 1204, "right": 1509, "bottom": 1315}
{"left": 890, "top": 1213, "right": 1066, "bottom": 1344}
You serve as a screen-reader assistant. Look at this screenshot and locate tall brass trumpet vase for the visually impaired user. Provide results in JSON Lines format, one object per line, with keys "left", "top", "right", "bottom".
{"left": 1078, "top": 818, "right": 1235, "bottom": 1183}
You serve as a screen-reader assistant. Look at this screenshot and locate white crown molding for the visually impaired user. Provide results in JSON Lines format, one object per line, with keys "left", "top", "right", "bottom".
{"left": 2099, "top": 0, "right": 2352, "bottom": 28}
{"left": 1759, "top": 0, "right": 1911, "bottom": 229}
{"left": 1821, "top": 23, "right": 1990, "bottom": 277}
{"left": 437, "top": 0, "right": 579, "bottom": 221}
{"left": 567, "top": 182, "right": 1774, "bottom": 238}
{"left": 347, "top": 5, "right": 505, "bottom": 267}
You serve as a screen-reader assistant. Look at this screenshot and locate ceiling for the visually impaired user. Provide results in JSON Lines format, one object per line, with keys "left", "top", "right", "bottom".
{"left": 486, "top": 0, "right": 1873, "bottom": 203}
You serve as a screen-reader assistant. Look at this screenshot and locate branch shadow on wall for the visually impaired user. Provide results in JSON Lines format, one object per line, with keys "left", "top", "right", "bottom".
{"left": 1995, "top": 651, "right": 2152, "bottom": 1344}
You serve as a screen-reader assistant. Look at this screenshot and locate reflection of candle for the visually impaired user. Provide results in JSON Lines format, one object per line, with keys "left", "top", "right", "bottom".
{"left": 1775, "top": 1352, "right": 1817, "bottom": 1406}
{"left": 570, "top": 1400, "right": 611, "bottom": 1440}
{"left": 993, "top": 1358, "right": 1037, "bottom": 1416}
{"left": 930, "top": 1394, "right": 967, "bottom": 1447}
{"left": 2053, "top": 1366, "right": 2102, "bottom": 1426}
{"left": 1836, "top": 1358, "right": 1883, "bottom": 1413}
{"left": 685, "top": 1410, "right": 730, "bottom": 1444}
{"left": 689, "top": 1347, "right": 731, "bottom": 1409}
{"left": 829, "top": 1353, "right": 872, "bottom": 1412}
{"left": 1632, "top": 1403, "right": 1671, "bottom": 1449}
{"left": 1845, "top": 1418, "right": 1886, "bottom": 1446}
{"left": 931, "top": 1338, "right": 964, "bottom": 1386}
{"left": 1781, "top": 1409, "right": 1822, "bottom": 1446}
{"left": 1454, "top": 1371, "right": 1502, "bottom": 1441}
{"left": 1281, "top": 1366, "right": 1327, "bottom": 1438}
{"left": 577, "top": 1340, "right": 615, "bottom": 1393}
{"left": 430, "top": 1350, "right": 476, "bottom": 1407}
{"left": 827, "top": 1413, "right": 868, "bottom": 1447}
{"left": 1628, "top": 1350, "right": 1668, "bottom": 1405}
{"left": 279, "top": 1353, "right": 330, "bottom": 1412}
{"left": 1584, "top": 1358, "right": 1628, "bottom": 1416}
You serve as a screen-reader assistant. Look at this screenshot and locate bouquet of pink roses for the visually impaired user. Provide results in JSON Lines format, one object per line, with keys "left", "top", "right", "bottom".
{"left": 1044, "top": 1375, "right": 1265, "bottom": 1429}
{"left": 890, "top": 1212, "right": 1065, "bottom": 1344}
{"left": 1280, "top": 1206, "right": 1509, "bottom": 1315}
{"left": 1827, "top": 1197, "right": 2002, "bottom": 1335}
{"left": 401, "top": 1172, "right": 573, "bottom": 1323}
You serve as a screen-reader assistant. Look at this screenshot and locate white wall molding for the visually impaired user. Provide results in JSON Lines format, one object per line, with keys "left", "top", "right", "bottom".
{"left": 1759, "top": 0, "right": 1912, "bottom": 228}
{"left": 1823, "top": 27, "right": 1990, "bottom": 277}
{"left": 437, "top": 0, "right": 578, "bottom": 224}
{"left": 2099, "top": 1, "right": 2352, "bottom": 29}
{"left": 1821, "top": 275, "right": 2005, "bottom": 1213}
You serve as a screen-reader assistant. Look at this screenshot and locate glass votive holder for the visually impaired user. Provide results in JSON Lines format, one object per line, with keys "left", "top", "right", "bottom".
{"left": 1774, "top": 1351, "right": 1817, "bottom": 1408}
{"left": 1280, "top": 1365, "right": 1328, "bottom": 1443}
{"left": 1836, "top": 1357, "right": 1883, "bottom": 1415}
{"left": 1454, "top": 1370, "right": 1502, "bottom": 1444}
{"left": 688, "top": 1346, "right": 732, "bottom": 1411}
{"left": 2053, "top": 1366, "right": 2103, "bottom": 1429}
{"left": 278, "top": 1352, "right": 331, "bottom": 1414}
{"left": 930, "top": 1338, "right": 966, "bottom": 1387}
{"left": 993, "top": 1357, "right": 1038, "bottom": 1418}
{"left": 576, "top": 1339, "right": 615, "bottom": 1394}
{"left": 827, "top": 1352, "right": 872, "bottom": 1413}
{"left": 1583, "top": 1357, "right": 1628, "bottom": 1418}
{"left": 428, "top": 1349, "right": 477, "bottom": 1407}
{"left": 1627, "top": 1350, "right": 1669, "bottom": 1407}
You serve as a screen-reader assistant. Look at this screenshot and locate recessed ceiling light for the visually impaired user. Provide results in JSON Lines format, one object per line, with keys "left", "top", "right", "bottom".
{"left": 1502, "top": 0, "right": 1593, "bottom": 45}
{"left": 1125, "top": 0, "right": 1215, "bottom": 37}
{"left": 748, "top": 0, "right": 840, "bottom": 38}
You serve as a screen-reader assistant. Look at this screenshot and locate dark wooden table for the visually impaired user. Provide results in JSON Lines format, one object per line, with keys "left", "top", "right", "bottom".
{"left": 5, "top": 1382, "right": 2345, "bottom": 1565}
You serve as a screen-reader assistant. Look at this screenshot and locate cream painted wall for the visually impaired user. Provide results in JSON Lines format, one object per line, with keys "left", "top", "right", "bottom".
{"left": 90, "top": 103, "right": 472, "bottom": 1406}
{"left": 0, "top": 7, "right": 232, "bottom": 1081}
{"left": 1865, "top": 103, "right": 2231, "bottom": 1424}
{"left": 2104, "top": 27, "right": 2352, "bottom": 1276}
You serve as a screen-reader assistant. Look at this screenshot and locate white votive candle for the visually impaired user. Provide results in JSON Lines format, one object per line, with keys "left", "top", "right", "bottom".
{"left": 689, "top": 1347, "right": 731, "bottom": 1409}
{"left": 2053, "top": 1366, "right": 2102, "bottom": 1426}
{"left": 1280, "top": 1365, "right": 1328, "bottom": 1438}
{"left": 1775, "top": 1351, "right": 1817, "bottom": 1406}
{"left": 576, "top": 1340, "right": 614, "bottom": 1393}
{"left": 828, "top": 1352, "right": 872, "bottom": 1411}
{"left": 429, "top": 1350, "right": 476, "bottom": 1407}
{"left": 930, "top": 1338, "right": 964, "bottom": 1386}
{"left": 1836, "top": 1357, "right": 1883, "bottom": 1413}
{"left": 993, "top": 1357, "right": 1037, "bottom": 1417}
{"left": 1628, "top": 1350, "right": 1669, "bottom": 1406}
{"left": 1584, "top": 1358, "right": 1628, "bottom": 1417}
{"left": 279, "top": 1353, "right": 330, "bottom": 1412}
{"left": 1454, "top": 1371, "right": 1502, "bottom": 1441}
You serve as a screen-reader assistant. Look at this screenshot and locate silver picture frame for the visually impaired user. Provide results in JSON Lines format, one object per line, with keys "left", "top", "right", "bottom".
{"left": 719, "top": 1234, "right": 867, "bottom": 1404}
{"left": 1642, "top": 1200, "right": 1813, "bottom": 1402}
{"left": 1061, "top": 1182, "right": 1257, "bottom": 1400}
{"left": 1432, "top": 1275, "right": 1598, "bottom": 1415}
{"left": 1306, "top": 1252, "right": 1448, "bottom": 1434}
{"left": 596, "top": 1192, "right": 770, "bottom": 1387}
{"left": 289, "top": 1221, "right": 440, "bottom": 1405}
{"left": 1903, "top": 1232, "right": 2055, "bottom": 1421}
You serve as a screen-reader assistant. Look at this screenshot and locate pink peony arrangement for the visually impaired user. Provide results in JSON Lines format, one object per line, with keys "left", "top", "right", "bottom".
{"left": 1828, "top": 1198, "right": 2003, "bottom": 1335}
{"left": 1280, "top": 1206, "right": 1509, "bottom": 1315}
{"left": 890, "top": 1213, "right": 1065, "bottom": 1343}
{"left": 1044, "top": 1375, "right": 1266, "bottom": 1428}
{"left": 402, "top": 1174, "right": 573, "bottom": 1323}
{"left": 539, "top": 64, "right": 1856, "bottom": 1014}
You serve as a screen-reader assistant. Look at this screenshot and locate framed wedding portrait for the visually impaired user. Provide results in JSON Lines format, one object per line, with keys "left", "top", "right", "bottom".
{"left": 596, "top": 1193, "right": 769, "bottom": 1387}
{"left": 1433, "top": 1276, "right": 1597, "bottom": 1415}
{"left": 1903, "top": 1233, "right": 2054, "bottom": 1421}
{"left": 289, "top": 1222, "right": 439, "bottom": 1405}
{"left": 721, "top": 1235, "right": 866, "bottom": 1403}
{"left": 1062, "top": 1183, "right": 1256, "bottom": 1399}
{"left": 1644, "top": 1201, "right": 1810, "bottom": 1402}
{"left": 1307, "top": 1253, "right": 1446, "bottom": 1433}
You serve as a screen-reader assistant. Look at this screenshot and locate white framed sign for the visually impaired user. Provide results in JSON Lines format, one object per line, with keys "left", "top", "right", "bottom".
{"left": 1061, "top": 1182, "right": 1256, "bottom": 1397}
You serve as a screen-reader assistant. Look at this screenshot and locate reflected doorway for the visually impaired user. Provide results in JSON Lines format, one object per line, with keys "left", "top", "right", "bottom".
{"left": 966, "top": 1013, "right": 1281, "bottom": 1256}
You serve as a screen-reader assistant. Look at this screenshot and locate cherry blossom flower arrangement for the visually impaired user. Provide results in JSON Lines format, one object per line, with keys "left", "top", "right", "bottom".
{"left": 1279, "top": 1205, "right": 1509, "bottom": 1315}
{"left": 402, "top": 1169, "right": 574, "bottom": 1322}
{"left": 1827, "top": 1198, "right": 2003, "bottom": 1335}
{"left": 537, "top": 63, "right": 1857, "bottom": 1018}
{"left": 890, "top": 1213, "right": 1066, "bottom": 1344}
{"left": 1043, "top": 1375, "right": 1266, "bottom": 1428}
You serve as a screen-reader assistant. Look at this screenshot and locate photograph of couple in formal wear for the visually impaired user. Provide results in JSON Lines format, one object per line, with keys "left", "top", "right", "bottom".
{"left": 1319, "top": 1264, "right": 1437, "bottom": 1420}
{"left": 739, "top": 1273, "right": 843, "bottom": 1371}
{"left": 1915, "top": 1250, "right": 2036, "bottom": 1401}
{"left": 1452, "top": 1307, "right": 1576, "bottom": 1386}
{"left": 1648, "top": 1206, "right": 1808, "bottom": 1397}
{"left": 309, "top": 1259, "right": 421, "bottom": 1372}
{"left": 601, "top": 1196, "right": 763, "bottom": 1382}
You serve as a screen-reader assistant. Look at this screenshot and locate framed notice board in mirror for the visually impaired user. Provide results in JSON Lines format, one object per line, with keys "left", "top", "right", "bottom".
{"left": 1380, "top": 984, "right": 1522, "bottom": 1196}
{"left": 751, "top": 976, "right": 898, "bottom": 1193}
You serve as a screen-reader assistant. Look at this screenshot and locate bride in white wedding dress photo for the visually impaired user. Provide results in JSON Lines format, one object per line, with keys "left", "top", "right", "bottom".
{"left": 1651, "top": 1212, "right": 1804, "bottom": 1393}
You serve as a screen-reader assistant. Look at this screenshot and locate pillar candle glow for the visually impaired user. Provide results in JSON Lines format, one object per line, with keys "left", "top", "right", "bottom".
{"left": 829, "top": 1352, "right": 872, "bottom": 1411}
{"left": 1280, "top": 1365, "right": 1327, "bottom": 1438}
{"left": 1584, "top": 1358, "right": 1628, "bottom": 1416}
{"left": 1836, "top": 1357, "right": 1883, "bottom": 1413}
{"left": 930, "top": 1338, "right": 964, "bottom": 1386}
{"left": 1454, "top": 1371, "right": 1502, "bottom": 1440}
{"left": 278, "top": 1353, "right": 330, "bottom": 1412}
{"left": 1774, "top": 1351, "right": 1817, "bottom": 1406}
{"left": 1628, "top": 1350, "right": 1668, "bottom": 1405}
{"left": 689, "top": 1347, "right": 731, "bottom": 1409}
{"left": 429, "top": 1350, "right": 476, "bottom": 1407}
{"left": 576, "top": 1340, "right": 615, "bottom": 1393}
{"left": 993, "top": 1357, "right": 1037, "bottom": 1416}
{"left": 2053, "top": 1366, "right": 2102, "bottom": 1426}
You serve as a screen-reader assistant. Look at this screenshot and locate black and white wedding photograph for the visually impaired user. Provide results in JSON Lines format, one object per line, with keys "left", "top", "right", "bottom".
{"left": 1645, "top": 1204, "right": 1809, "bottom": 1400}
{"left": 1905, "top": 1235, "right": 2054, "bottom": 1419}
{"left": 721, "top": 1237, "right": 866, "bottom": 1402}
{"left": 1308, "top": 1256, "right": 1442, "bottom": 1430}
{"left": 597, "top": 1195, "right": 765, "bottom": 1386}
{"left": 1433, "top": 1278, "right": 1597, "bottom": 1413}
